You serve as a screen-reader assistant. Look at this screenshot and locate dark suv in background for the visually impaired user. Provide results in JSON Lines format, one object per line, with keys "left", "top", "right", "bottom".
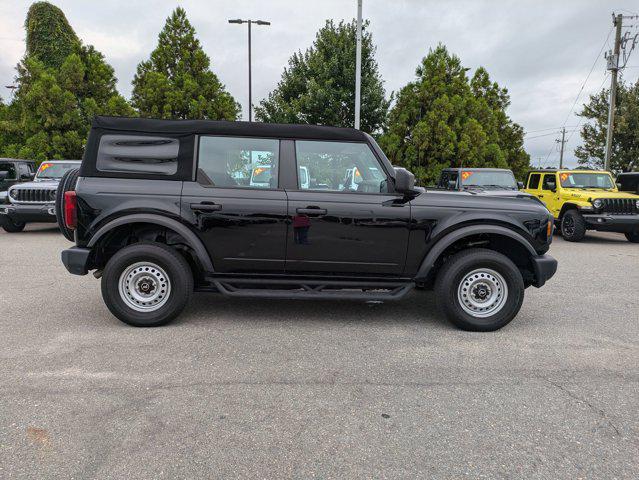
{"left": 58, "top": 116, "right": 557, "bottom": 331}
{"left": 0, "top": 158, "right": 36, "bottom": 200}
{"left": 1, "top": 160, "right": 81, "bottom": 232}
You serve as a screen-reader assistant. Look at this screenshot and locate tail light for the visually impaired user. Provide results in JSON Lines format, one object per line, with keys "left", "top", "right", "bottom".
{"left": 64, "top": 191, "right": 77, "bottom": 229}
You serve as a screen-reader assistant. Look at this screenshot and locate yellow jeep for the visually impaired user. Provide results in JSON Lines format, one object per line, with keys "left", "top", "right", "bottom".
{"left": 524, "top": 169, "right": 639, "bottom": 243}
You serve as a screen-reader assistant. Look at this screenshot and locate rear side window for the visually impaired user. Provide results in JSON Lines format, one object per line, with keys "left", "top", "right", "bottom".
{"left": 0, "top": 162, "right": 17, "bottom": 180}
{"left": 527, "top": 173, "right": 541, "bottom": 189}
{"left": 197, "top": 136, "right": 280, "bottom": 189}
{"left": 97, "top": 135, "right": 179, "bottom": 175}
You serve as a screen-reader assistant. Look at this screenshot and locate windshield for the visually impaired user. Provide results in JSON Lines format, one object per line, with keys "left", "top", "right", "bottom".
{"left": 559, "top": 172, "right": 614, "bottom": 189}
{"left": 35, "top": 162, "right": 78, "bottom": 180}
{"left": 460, "top": 170, "right": 517, "bottom": 189}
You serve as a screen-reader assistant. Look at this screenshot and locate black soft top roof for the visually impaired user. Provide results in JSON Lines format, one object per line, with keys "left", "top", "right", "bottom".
{"left": 92, "top": 116, "right": 369, "bottom": 142}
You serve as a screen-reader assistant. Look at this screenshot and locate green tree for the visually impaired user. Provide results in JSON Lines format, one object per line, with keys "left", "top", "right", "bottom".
{"left": 255, "top": 20, "right": 389, "bottom": 133}
{"left": 25, "top": 1, "right": 79, "bottom": 70}
{"left": 0, "top": 1, "right": 133, "bottom": 161}
{"left": 575, "top": 80, "right": 639, "bottom": 172}
{"left": 132, "top": 7, "right": 239, "bottom": 120}
{"left": 379, "top": 45, "right": 529, "bottom": 185}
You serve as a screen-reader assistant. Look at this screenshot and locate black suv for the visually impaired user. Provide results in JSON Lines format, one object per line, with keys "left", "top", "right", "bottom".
{"left": 437, "top": 167, "right": 533, "bottom": 199}
{"left": 59, "top": 116, "right": 557, "bottom": 331}
{"left": 0, "top": 158, "right": 36, "bottom": 200}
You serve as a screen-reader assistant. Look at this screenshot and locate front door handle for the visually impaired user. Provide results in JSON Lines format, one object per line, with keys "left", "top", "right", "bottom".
{"left": 296, "top": 206, "right": 327, "bottom": 216}
{"left": 191, "top": 202, "right": 222, "bottom": 212}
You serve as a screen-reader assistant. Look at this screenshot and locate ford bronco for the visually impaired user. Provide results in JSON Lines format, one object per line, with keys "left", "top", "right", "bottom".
{"left": 58, "top": 116, "right": 557, "bottom": 331}
{"left": 1, "top": 160, "right": 81, "bottom": 232}
{"left": 524, "top": 168, "right": 639, "bottom": 242}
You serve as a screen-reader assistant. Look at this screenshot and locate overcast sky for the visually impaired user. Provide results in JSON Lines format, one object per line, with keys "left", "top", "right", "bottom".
{"left": 1, "top": 0, "right": 638, "bottom": 167}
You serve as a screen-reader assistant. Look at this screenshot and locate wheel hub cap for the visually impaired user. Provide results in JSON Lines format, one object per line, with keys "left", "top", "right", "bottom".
{"left": 457, "top": 268, "right": 508, "bottom": 318}
{"left": 118, "top": 262, "right": 171, "bottom": 312}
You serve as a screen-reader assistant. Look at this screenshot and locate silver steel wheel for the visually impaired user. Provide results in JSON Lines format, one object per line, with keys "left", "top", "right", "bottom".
{"left": 118, "top": 262, "right": 171, "bottom": 312}
{"left": 457, "top": 268, "right": 508, "bottom": 318}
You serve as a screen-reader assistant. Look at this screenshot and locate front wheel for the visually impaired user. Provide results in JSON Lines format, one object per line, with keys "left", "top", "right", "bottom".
{"left": 434, "top": 248, "right": 524, "bottom": 332}
{"left": 560, "top": 210, "right": 586, "bottom": 242}
{"left": 1, "top": 218, "right": 26, "bottom": 233}
{"left": 101, "top": 242, "right": 193, "bottom": 327}
{"left": 625, "top": 230, "right": 639, "bottom": 243}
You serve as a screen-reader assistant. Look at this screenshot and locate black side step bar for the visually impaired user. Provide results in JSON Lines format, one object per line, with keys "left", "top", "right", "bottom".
{"left": 208, "top": 277, "right": 415, "bottom": 301}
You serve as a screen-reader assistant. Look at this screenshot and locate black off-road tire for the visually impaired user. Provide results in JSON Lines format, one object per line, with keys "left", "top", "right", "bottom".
{"left": 55, "top": 167, "right": 80, "bottom": 241}
{"left": 1, "top": 218, "right": 26, "bottom": 233}
{"left": 625, "top": 230, "right": 639, "bottom": 243}
{"left": 434, "top": 248, "right": 525, "bottom": 332}
{"left": 101, "top": 242, "right": 193, "bottom": 327}
{"left": 560, "top": 210, "right": 586, "bottom": 242}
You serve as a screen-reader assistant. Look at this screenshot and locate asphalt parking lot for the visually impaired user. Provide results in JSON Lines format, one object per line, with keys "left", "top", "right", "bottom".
{"left": 0, "top": 225, "right": 637, "bottom": 479}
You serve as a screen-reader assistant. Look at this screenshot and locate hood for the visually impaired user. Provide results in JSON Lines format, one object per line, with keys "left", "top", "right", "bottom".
{"left": 467, "top": 188, "right": 533, "bottom": 198}
{"left": 417, "top": 188, "right": 548, "bottom": 214}
{"left": 562, "top": 189, "right": 639, "bottom": 200}
{"left": 9, "top": 179, "right": 59, "bottom": 190}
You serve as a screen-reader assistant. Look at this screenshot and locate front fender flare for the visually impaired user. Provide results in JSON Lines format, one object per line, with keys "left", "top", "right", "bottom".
{"left": 87, "top": 213, "right": 214, "bottom": 272}
{"left": 415, "top": 224, "right": 537, "bottom": 280}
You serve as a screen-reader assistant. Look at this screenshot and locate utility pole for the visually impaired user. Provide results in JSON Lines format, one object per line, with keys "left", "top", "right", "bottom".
{"left": 354, "top": 0, "right": 363, "bottom": 130}
{"left": 557, "top": 127, "right": 567, "bottom": 169}
{"left": 604, "top": 13, "right": 623, "bottom": 171}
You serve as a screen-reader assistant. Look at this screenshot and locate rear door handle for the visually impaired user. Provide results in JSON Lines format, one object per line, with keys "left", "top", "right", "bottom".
{"left": 191, "top": 202, "right": 222, "bottom": 212}
{"left": 296, "top": 206, "right": 327, "bottom": 215}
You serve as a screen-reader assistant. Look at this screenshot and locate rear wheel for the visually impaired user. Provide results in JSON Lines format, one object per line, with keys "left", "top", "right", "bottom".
{"left": 101, "top": 242, "right": 193, "bottom": 327}
{"left": 434, "top": 248, "right": 524, "bottom": 332}
{"left": 55, "top": 168, "right": 80, "bottom": 241}
{"left": 1, "top": 218, "right": 26, "bottom": 233}
{"left": 560, "top": 210, "right": 586, "bottom": 242}
{"left": 625, "top": 230, "right": 639, "bottom": 243}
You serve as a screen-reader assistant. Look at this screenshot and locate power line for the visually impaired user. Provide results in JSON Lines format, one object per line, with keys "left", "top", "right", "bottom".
{"left": 559, "top": 26, "right": 613, "bottom": 129}
{"left": 526, "top": 130, "right": 578, "bottom": 140}
{"left": 540, "top": 27, "right": 614, "bottom": 168}
{"left": 523, "top": 125, "right": 578, "bottom": 135}
{"left": 564, "top": 71, "right": 610, "bottom": 146}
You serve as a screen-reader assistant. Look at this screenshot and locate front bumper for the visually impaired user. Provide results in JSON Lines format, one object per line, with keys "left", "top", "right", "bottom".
{"left": 0, "top": 203, "right": 56, "bottom": 223}
{"left": 582, "top": 213, "right": 639, "bottom": 233}
{"left": 531, "top": 254, "right": 557, "bottom": 288}
{"left": 61, "top": 247, "right": 91, "bottom": 275}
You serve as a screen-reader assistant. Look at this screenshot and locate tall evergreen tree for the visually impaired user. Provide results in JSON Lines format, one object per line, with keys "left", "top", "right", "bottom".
{"left": 380, "top": 45, "right": 529, "bottom": 185}
{"left": 131, "top": 7, "right": 239, "bottom": 120}
{"left": 575, "top": 79, "right": 639, "bottom": 172}
{"left": 0, "top": 1, "right": 132, "bottom": 161}
{"left": 24, "top": 1, "right": 79, "bottom": 70}
{"left": 255, "top": 20, "right": 389, "bottom": 133}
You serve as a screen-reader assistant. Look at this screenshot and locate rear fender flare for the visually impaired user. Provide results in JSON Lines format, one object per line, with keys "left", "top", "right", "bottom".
{"left": 87, "top": 213, "right": 214, "bottom": 272}
{"left": 415, "top": 224, "right": 536, "bottom": 280}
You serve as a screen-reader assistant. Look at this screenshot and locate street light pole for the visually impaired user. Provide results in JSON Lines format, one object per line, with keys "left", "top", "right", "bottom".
{"left": 228, "top": 19, "right": 270, "bottom": 122}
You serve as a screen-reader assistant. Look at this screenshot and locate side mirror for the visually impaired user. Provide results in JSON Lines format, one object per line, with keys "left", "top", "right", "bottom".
{"left": 517, "top": 181, "right": 524, "bottom": 189}
{"left": 394, "top": 167, "right": 415, "bottom": 194}
{"left": 448, "top": 179, "right": 457, "bottom": 190}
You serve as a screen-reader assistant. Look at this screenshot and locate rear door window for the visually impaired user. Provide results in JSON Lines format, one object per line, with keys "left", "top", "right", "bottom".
{"left": 197, "top": 136, "right": 280, "bottom": 189}
{"left": 527, "top": 173, "right": 541, "bottom": 190}
{"left": 0, "top": 162, "right": 17, "bottom": 180}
